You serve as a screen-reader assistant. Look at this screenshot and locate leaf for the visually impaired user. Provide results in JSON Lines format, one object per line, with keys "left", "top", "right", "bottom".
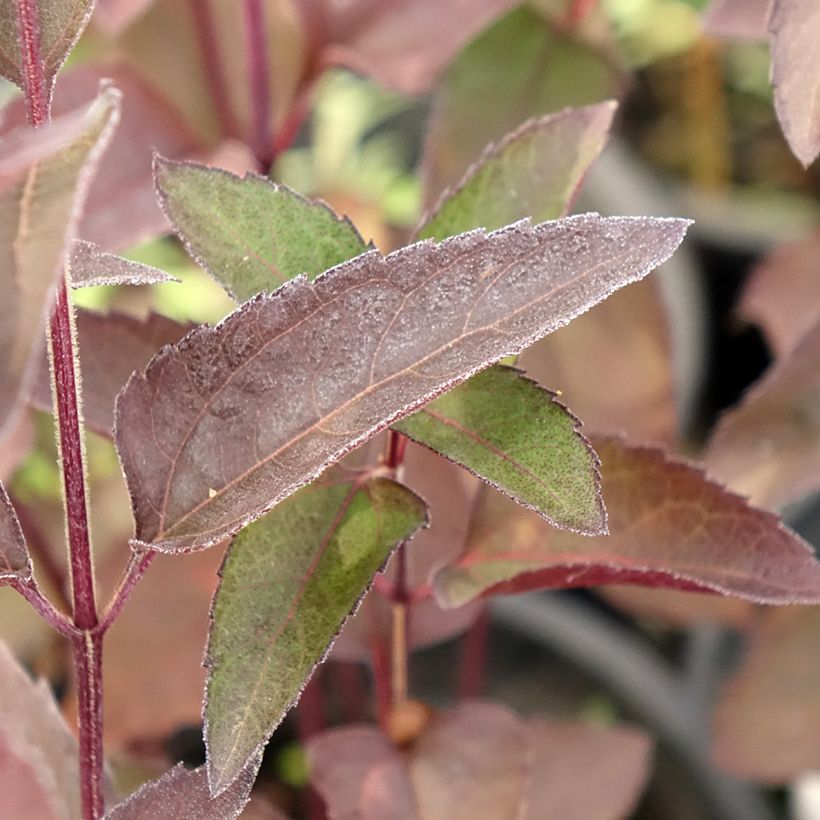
{"left": 297, "top": 0, "right": 517, "bottom": 94}
{"left": 93, "top": 0, "right": 154, "bottom": 34}
{"left": 0, "top": 85, "right": 120, "bottom": 439}
{"left": 154, "top": 159, "right": 370, "bottom": 301}
{"left": 769, "top": 0, "right": 820, "bottom": 167}
{"left": 105, "top": 758, "right": 260, "bottom": 820}
{"left": 434, "top": 436, "right": 820, "bottom": 608}
{"left": 0, "top": 0, "right": 94, "bottom": 102}
{"left": 68, "top": 240, "right": 178, "bottom": 288}
{"left": 712, "top": 606, "right": 820, "bottom": 783}
{"left": 701, "top": 0, "right": 773, "bottom": 40}
{"left": 739, "top": 228, "right": 820, "bottom": 358}
{"left": 205, "top": 468, "right": 427, "bottom": 794}
{"left": 0, "top": 482, "right": 31, "bottom": 581}
{"left": 705, "top": 319, "right": 820, "bottom": 509}
{"left": 308, "top": 702, "right": 651, "bottom": 820}
{"left": 115, "top": 213, "right": 690, "bottom": 553}
{"left": 31, "top": 309, "right": 193, "bottom": 438}
{"left": 0, "top": 639, "right": 81, "bottom": 819}
{"left": 418, "top": 101, "right": 618, "bottom": 242}
{"left": 394, "top": 367, "right": 604, "bottom": 533}
{"left": 421, "top": 6, "right": 625, "bottom": 206}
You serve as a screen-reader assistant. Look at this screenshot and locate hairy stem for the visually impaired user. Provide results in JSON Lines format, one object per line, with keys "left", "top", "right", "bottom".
{"left": 243, "top": 0, "right": 274, "bottom": 169}
{"left": 11, "top": 578, "right": 77, "bottom": 639}
{"left": 97, "top": 549, "right": 156, "bottom": 634}
{"left": 72, "top": 631, "right": 104, "bottom": 819}
{"left": 14, "top": 0, "right": 48, "bottom": 127}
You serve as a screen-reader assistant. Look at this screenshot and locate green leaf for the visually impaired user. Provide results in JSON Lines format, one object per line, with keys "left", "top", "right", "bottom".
{"left": 395, "top": 367, "right": 604, "bottom": 534}
{"left": 418, "top": 101, "right": 617, "bottom": 242}
{"left": 205, "top": 469, "right": 427, "bottom": 794}
{"left": 154, "top": 158, "right": 370, "bottom": 302}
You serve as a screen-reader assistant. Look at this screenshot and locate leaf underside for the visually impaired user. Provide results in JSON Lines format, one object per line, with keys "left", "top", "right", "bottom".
{"left": 68, "top": 240, "right": 178, "bottom": 288}
{"left": 0, "top": 483, "right": 30, "bottom": 581}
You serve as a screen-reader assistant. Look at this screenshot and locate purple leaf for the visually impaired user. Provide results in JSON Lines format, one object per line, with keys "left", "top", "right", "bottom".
{"left": 104, "top": 758, "right": 260, "bottom": 819}
{"left": 434, "top": 436, "right": 820, "bottom": 607}
{"left": 0, "top": 482, "right": 31, "bottom": 581}
{"left": 0, "top": 86, "right": 120, "bottom": 439}
{"left": 68, "top": 240, "right": 178, "bottom": 288}
{"left": 115, "top": 214, "right": 690, "bottom": 553}
{"left": 701, "top": 0, "right": 773, "bottom": 40}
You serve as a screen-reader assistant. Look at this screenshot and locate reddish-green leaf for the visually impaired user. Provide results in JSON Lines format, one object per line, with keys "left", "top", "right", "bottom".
{"left": 0, "top": 0, "right": 94, "bottom": 103}
{"left": 115, "top": 214, "right": 689, "bottom": 553}
{"left": 705, "top": 320, "right": 820, "bottom": 509}
{"left": 712, "top": 606, "right": 820, "bottom": 783}
{"left": 206, "top": 469, "right": 427, "bottom": 794}
{"left": 68, "top": 240, "right": 178, "bottom": 288}
{"left": 0, "top": 482, "right": 30, "bottom": 581}
{"left": 0, "top": 86, "right": 120, "bottom": 438}
{"left": 308, "top": 702, "right": 651, "bottom": 820}
{"left": 105, "top": 758, "right": 260, "bottom": 819}
{"left": 434, "top": 437, "right": 820, "bottom": 607}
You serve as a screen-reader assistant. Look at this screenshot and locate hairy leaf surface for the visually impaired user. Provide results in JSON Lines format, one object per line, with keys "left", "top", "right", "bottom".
{"left": 308, "top": 702, "right": 650, "bottom": 820}
{"left": 701, "top": 0, "right": 773, "bottom": 39}
{"left": 155, "top": 159, "right": 369, "bottom": 301}
{"left": 395, "top": 367, "right": 604, "bottom": 533}
{"left": 0, "top": 483, "right": 30, "bottom": 581}
{"left": 705, "top": 320, "right": 820, "bottom": 509}
{"left": 206, "top": 470, "right": 427, "bottom": 793}
{"left": 769, "top": 0, "right": 820, "bottom": 167}
{"left": 105, "top": 758, "right": 260, "bottom": 819}
{"left": 68, "top": 240, "right": 178, "bottom": 288}
{"left": 0, "top": 86, "right": 120, "bottom": 438}
{"left": 0, "top": 640, "right": 81, "bottom": 820}
{"left": 115, "top": 214, "right": 689, "bottom": 553}
{"left": 434, "top": 437, "right": 820, "bottom": 607}
{"left": 0, "top": 0, "right": 94, "bottom": 102}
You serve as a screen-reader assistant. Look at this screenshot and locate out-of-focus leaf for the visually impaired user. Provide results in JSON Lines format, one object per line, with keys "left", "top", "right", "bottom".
{"left": 395, "top": 367, "right": 604, "bottom": 533}
{"left": 116, "top": 214, "right": 689, "bottom": 554}
{"left": 0, "top": 411, "right": 35, "bottom": 481}
{"left": 93, "top": 0, "right": 154, "bottom": 34}
{"left": 713, "top": 607, "right": 820, "bottom": 782}
{"left": 31, "top": 310, "right": 192, "bottom": 438}
{"left": 0, "top": 0, "right": 93, "bottom": 102}
{"left": 0, "top": 482, "right": 30, "bottom": 581}
{"left": 705, "top": 320, "right": 820, "bottom": 509}
{"left": 333, "top": 443, "right": 482, "bottom": 661}
{"left": 308, "top": 702, "right": 651, "bottom": 820}
{"left": 740, "top": 229, "right": 820, "bottom": 358}
{"left": 206, "top": 469, "right": 427, "bottom": 794}
{"left": 434, "top": 437, "right": 820, "bottom": 607}
{"left": 155, "top": 159, "right": 369, "bottom": 301}
{"left": 296, "top": 0, "right": 517, "bottom": 94}
{"left": 0, "top": 639, "right": 81, "bottom": 819}
{"left": 519, "top": 279, "right": 677, "bottom": 444}
{"left": 104, "top": 758, "right": 260, "bottom": 819}
{"left": 0, "top": 86, "right": 120, "bottom": 439}
{"left": 68, "top": 240, "right": 178, "bottom": 288}
{"left": 418, "top": 101, "right": 617, "bottom": 242}
{"left": 421, "top": 6, "right": 625, "bottom": 206}
{"left": 701, "top": 0, "right": 773, "bottom": 40}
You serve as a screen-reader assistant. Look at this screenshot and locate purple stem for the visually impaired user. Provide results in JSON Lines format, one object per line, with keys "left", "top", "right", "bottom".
{"left": 72, "top": 630, "right": 104, "bottom": 819}
{"left": 97, "top": 549, "right": 156, "bottom": 635}
{"left": 243, "top": 0, "right": 274, "bottom": 169}
{"left": 14, "top": 0, "right": 48, "bottom": 127}
{"left": 11, "top": 578, "right": 77, "bottom": 639}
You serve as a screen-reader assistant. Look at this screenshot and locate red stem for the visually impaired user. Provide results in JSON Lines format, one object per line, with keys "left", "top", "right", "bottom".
{"left": 243, "top": 0, "right": 274, "bottom": 170}
{"left": 11, "top": 578, "right": 77, "bottom": 639}
{"left": 189, "top": 0, "right": 241, "bottom": 139}
{"left": 72, "top": 631, "right": 104, "bottom": 819}
{"left": 97, "top": 549, "right": 156, "bottom": 634}
{"left": 458, "top": 606, "right": 489, "bottom": 699}
{"left": 14, "top": 0, "right": 48, "bottom": 127}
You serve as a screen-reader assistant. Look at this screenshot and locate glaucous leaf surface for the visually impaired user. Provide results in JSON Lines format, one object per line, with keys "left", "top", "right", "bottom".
{"left": 295, "top": 0, "right": 517, "bottom": 94}
{"left": 115, "top": 214, "right": 689, "bottom": 553}
{"left": 31, "top": 309, "right": 192, "bottom": 438}
{"left": 712, "top": 606, "right": 820, "bottom": 782}
{"left": 0, "top": 86, "right": 120, "bottom": 439}
{"left": 155, "top": 159, "right": 370, "bottom": 301}
{"left": 206, "top": 469, "right": 427, "bottom": 793}
{"left": 701, "top": 0, "right": 773, "bottom": 39}
{"left": 68, "top": 240, "right": 178, "bottom": 288}
{"left": 0, "top": 640, "right": 81, "bottom": 820}
{"left": 105, "top": 758, "right": 260, "bottom": 820}
{"left": 421, "top": 6, "right": 625, "bottom": 205}
{"left": 0, "top": 482, "right": 30, "bottom": 581}
{"left": 0, "top": 0, "right": 93, "bottom": 102}
{"left": 434, "top": 437, "right": 820, "bottom": 607}
{"left": 705, "top": 320, "right": 820, "bottom": 509}
{"left": 769, "top": 0, "right": 820, "bottom": 167}
{"left": 308, "top": 701, "right": 650, "bottom": 820}
{"left": 418, "top": 101, "right": 617, "bottom": 242}
{"left": 740, "top": 229, "right": 820, "bottom": 358}
{"left": 395, "top": 367, "right": 604, "bottom": 533}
